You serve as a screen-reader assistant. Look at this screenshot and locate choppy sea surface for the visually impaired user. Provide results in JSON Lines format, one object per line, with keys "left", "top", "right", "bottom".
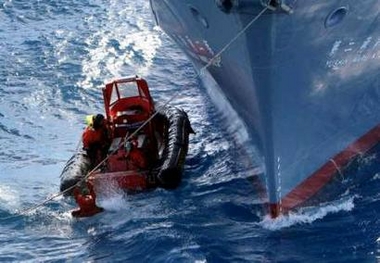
{"left": 1, "top": 1, "right": 380, "bottom": 262}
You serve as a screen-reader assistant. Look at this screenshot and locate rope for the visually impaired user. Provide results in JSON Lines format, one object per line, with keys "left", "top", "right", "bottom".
{"left": 329, "top": 159, "right": 344, "bottom": 180}
{"left": 199, "top": 6, "right": 268, "bottom": 77}
{"left": 6, "top": 5, "right": 269, "bottom": 219}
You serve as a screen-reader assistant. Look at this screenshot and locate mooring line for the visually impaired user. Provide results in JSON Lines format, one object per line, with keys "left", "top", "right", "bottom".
{"left": 3, "top": 5, "right": 269, "bottom": 219}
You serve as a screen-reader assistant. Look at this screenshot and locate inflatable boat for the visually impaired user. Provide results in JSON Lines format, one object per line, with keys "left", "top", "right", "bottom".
{"left": 60, "top": 76, "right": 194, "bottom": 217}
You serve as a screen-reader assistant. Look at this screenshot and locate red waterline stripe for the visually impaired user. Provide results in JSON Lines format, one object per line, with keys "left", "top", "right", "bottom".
{"left": 270, "top": 124, "right": 380, "bottom": 218}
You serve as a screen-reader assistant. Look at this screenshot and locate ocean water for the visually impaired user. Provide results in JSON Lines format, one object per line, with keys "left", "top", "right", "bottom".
{"left": 1, "top": 1, "right": 380, "bottom": 262}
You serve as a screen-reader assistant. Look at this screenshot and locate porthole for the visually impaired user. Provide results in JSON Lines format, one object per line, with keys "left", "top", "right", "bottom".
{"left": 216, "top": 0, "right": 233, "bottom": 13}
{"left": 325, "top": 7, "right": 348, "bottom": 28}
{"left": 189, "top": 6, "right": 209, "bottom": 28}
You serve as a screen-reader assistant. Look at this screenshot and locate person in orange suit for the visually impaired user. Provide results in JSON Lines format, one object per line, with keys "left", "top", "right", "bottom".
{"left": 82, "top": 114, "right": 110, "bottom": 168}
{"left": 125, "top": 139, "right": 147, "bottom": 170}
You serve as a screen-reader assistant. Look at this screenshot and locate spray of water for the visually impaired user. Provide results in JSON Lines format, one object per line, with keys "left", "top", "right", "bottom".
{"left": 259, "top": 196, "right": 356, "bottom": 231}
{"left": 95, "top": 180, "right": 129, "bottom": 212}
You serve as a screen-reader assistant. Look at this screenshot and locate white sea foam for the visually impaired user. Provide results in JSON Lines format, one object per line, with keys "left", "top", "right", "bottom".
{"left": 98, "top": 194, "right": 127, "bottom": 212}
{"left": 96, "top": 183, "right": 128, "bottom": 212}
{"left": 79, "top": 1, "right": 161, "bottom": 89}
{"left": 259, "top": 196, "right": 356, "bottom": 231}
{"left": 0, "top": 185, "right": 20, "bottom": 212}
{"left": 372, "top": 172, "right": 380, "bottom": 180}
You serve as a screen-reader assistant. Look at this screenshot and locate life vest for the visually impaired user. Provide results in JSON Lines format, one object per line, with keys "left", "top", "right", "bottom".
{"left": 82, "top": 126, "right": 108, "bottom": 149}
{"left": 82, "top": 121, "right": 110, "bottom": 166}
{"left": 125, "top": 138, "right": 147, "bottom": 170}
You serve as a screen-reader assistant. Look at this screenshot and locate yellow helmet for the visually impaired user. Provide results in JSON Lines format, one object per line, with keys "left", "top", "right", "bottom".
{"left": 85, "top": 115, "right": 94, "bottom": 126}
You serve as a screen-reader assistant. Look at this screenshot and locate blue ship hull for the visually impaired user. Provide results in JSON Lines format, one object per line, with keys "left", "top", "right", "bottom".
{"left": 150, "top": 0, "right": 380, "bottom": 217}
